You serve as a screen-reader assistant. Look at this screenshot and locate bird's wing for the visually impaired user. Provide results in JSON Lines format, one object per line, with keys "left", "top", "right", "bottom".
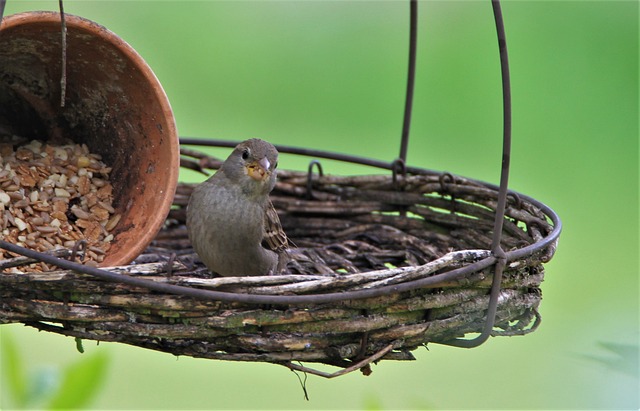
{"left": 263, "top": 199, "right": 290, "bottom": 253}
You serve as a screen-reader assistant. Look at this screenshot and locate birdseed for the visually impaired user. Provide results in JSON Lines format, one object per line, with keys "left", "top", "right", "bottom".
{"left": 0, "top": 139, "right": 121, "bottom": 272}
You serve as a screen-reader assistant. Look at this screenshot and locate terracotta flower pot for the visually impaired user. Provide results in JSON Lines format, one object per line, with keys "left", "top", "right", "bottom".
{"left": 0, "top": 12, "right": 179, "bottom": 266}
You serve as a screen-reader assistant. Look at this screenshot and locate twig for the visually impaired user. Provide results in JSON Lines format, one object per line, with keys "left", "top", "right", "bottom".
{"left": 280, "top": 342, "right": 397, "bottom": 378}
{"left": 0, "top": 249, "right": 72, "bottom": 270}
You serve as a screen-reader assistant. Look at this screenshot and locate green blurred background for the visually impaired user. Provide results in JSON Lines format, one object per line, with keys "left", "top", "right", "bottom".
{"left": 1, "top": 1, "right": 638, "bottom": 409}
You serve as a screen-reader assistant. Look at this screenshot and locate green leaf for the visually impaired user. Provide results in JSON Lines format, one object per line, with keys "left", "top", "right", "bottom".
{"left": 74, "top": 338, "right": 84, "bottom": 354}
{"left": 0, "top": 330, "right": 28, "bottom": 408}
{"left": 45, "top": 350, "right": 109, "bottom": 410}
{"left": 580, "top": 341, "right": 640, "bottom": 378}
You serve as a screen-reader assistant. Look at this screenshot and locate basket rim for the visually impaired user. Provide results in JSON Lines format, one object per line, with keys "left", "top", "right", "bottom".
{"left": 0, "top": 143, "right": 561, "bottom": 306}
{"left": 179, "top": 137, "right": 563, "bottom": 265}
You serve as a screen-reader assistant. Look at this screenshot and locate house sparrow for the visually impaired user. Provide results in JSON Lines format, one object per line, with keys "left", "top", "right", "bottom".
{"left": 186, "top": 138, "right": 289, "bottom": 276}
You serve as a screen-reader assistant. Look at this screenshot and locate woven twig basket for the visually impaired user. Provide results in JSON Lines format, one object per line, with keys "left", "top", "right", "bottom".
{"left": 1, "top": 1, "right": 562, "bottom": 378}
{"left": 0, "top": 146, "right": 559, "bottom": 376}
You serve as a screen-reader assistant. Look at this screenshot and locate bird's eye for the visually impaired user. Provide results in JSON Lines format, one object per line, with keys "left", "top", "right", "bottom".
{"left": 241, "top": 149, "right": 250, "bottom": 160}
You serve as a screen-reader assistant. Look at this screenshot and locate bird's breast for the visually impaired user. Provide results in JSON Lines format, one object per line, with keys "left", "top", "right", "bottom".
{"left": 192, "top": 183, "right": 264, "bottom": 246}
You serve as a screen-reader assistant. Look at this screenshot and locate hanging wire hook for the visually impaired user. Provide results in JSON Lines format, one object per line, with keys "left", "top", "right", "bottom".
{"left": 438, "top": 172, "right": 456, "bottom": 192}
{"left": 69, "top": 239, "right": 88, "bottom": 263}
{"left": 441, "top": 0, "right": 512, "bottom": 349}
{"left": 439, "top": 172, "right": 458, "bottom": 214}
{"left": 391, "top": 158, "right": 407, "bottom": 188}
{"left": 391, "top": 158, "right": 408, "bottom": 216}
{"left": 306, "top": 159, "right": 324, "bottom": 200}
{"left": 507, "top": 191, "right": 521, "bottom": 208}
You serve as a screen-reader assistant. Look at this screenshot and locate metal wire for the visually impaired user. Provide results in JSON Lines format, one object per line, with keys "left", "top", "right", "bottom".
{"left": 59, "top": 0, "right": 68, "bottom": 107}
{"left": 399, "top": 0, "right": 418, "bottom": 163}
{"left": 0, "top": 239, "right": 498, "bottom": 305}
{"left": 306, "top": 159, "right": 323, "bottom": 199}
{"left": 179, "top": 137, "right": 438, "bottom": 176}
{"left": 442, "top": 0, "right": 513, "bottom": 348}
{"left": 0, "top": 0, "right": 6, "bottom": 23}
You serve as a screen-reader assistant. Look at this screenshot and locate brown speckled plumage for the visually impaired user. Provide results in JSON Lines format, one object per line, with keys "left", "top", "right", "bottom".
{"left": 186, "top": 139, "right": 289, "bottom": 276}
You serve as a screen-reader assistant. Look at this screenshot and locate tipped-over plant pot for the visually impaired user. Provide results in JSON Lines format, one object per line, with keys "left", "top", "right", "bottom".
{"left": 0, "top": 11, "right": 179, "bottom": 266}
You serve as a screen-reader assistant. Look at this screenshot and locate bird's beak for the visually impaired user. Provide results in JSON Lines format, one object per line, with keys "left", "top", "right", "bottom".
{"left": 247, "top": 157, "right": 271, "bottom": 181}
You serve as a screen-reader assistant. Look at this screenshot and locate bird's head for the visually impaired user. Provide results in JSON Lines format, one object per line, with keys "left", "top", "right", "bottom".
{"left": 223, "top": 138, "right": 279, "bottom": 195}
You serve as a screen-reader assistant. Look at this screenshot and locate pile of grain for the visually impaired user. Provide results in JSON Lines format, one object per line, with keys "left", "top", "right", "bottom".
{"left": 0, "top": 139, "right": 120, "bottom": 271}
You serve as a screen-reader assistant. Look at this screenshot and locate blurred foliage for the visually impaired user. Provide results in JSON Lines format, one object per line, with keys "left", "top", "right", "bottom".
{"left": 579, "top": 342, "right": 640, "bottom": 379}
{"left": 1, "top": 331, "right": 108, "bottom": 410}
